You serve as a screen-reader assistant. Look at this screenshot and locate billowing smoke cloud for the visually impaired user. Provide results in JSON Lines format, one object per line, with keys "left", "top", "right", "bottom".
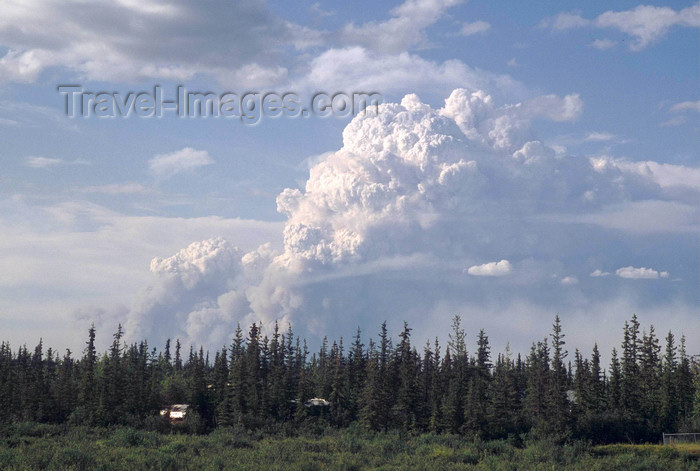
{"left": 121, "top": 89, "right": 696, "bottom": 350}
{"left": 125, "top": 237, "right": 280, "bottom": 347}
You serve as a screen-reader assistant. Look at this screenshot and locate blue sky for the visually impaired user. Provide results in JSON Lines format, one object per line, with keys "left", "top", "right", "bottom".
{"left": 0, "top": 0, "right": 698, "bottom": 357}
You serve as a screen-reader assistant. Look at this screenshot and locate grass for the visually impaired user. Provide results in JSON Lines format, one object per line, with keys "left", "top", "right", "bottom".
{"left": 0, "top": 423, "right": 698, "bottom": 470}
{"left": 595, "top": 443, "right": 700, "bottom": 459}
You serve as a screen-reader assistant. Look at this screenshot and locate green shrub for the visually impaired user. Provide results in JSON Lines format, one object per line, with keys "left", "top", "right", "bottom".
{"left": 54, "top": 445, "right": 97, "bottom": 471}
{"left": 108, "top": 427, "right": 162, "bottom": 448}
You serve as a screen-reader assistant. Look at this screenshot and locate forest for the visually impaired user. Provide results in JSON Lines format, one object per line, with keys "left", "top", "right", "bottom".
{"left": 0, "top": 314, "right": 698, "bottom": 444}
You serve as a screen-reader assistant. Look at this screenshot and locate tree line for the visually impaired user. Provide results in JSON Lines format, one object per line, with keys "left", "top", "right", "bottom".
{"left": 0, "top": 315, "right": 698, "bottom": 442}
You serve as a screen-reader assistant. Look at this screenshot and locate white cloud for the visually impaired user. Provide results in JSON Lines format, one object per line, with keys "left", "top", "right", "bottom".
{"left": 297, "top": 47, "right": 525, "bottom": 101}
{"left": 149, "top": 147, "right": 214, "bottom": 179}
{"left": 25, "top": 156, "right": 62, "bottom": 168}
{"left": 541, "top": 12, "right": 590, "bottom": 30}
{"left": 458, "top": 21, "right": 491, "bottom": 36}
{"left": 523, "top": 94, "right": 584, "bottom": 122}
{"left": 591, "top": 38, "right": 617, "bottom": 50}
{"left": 440, "top": 89, "right": 582, "bottom": 151}
{"left": 616, "top": 266, "right": 670, "bottom": 280}
{"left": 585, "top": 131, "right": 616, "bottom": 142}
{"left": 543, "top": 5, "right": 700, "bottom": 50}
{"left": 595, "top": 5, "right": 700, "bottom": 51}
{"left": 79, "top": 183, "right": 154, "bottom": 195}
{"left": 467, "top": 260, "right": 513, "bottom": 277}
{"left": 310, "top": 2, "right": 334, "bottom": 18}
{"left": 591, "top": 156, "right": 700, "bottom": 191}
{"left": 660, "top": 116, "right": 686, "bottom": 127}
{"left": 24, "top": 156, "right": 89, "bottom": 168}
{"left": 590, "top": 269, "right": 610, "bottom": 277}
{"left": 560, "top": 276, "right": 578, "bottom": 285}
{"left": 670, "top": 100, "right": 700, "bottom": 113}
{"left": 339, "top": 0, "right": 461, "bottom": 53}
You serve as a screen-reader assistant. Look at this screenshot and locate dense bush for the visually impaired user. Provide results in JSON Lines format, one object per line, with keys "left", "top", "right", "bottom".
{"left": 0, "top": 426, "right": 697, "bottom": 470}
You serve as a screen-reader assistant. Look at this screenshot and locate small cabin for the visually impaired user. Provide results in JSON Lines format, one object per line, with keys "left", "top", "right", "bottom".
{"left": 305, "top": 398, "right": 330, "bottom": 408}
{"left": 159, "top": 404, "right": 189, "bottom": 422}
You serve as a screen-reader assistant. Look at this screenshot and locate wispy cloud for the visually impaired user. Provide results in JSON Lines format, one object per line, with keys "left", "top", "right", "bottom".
{"left": 458, "top": 21, "right": 491, "bottom": 36}
{"left": 539, "top": 12, "right": 590, "bottom": 31}
{"left": 670, "top": 100, "right": 700, "bottom": 113}
{"left": 596, "top": 5, "right": 700, "bottom": 51}
{"left": 25, "top": 156, "right": 89, "bottom": 169}
{"left": 78, "top": 183, "right": 155, "bottom": 195}
{"left": 542, "top": 5, "right": 700, "bottom": 50}
{"left": 339, "top": 0, "right": 461, "bottom": 54}
{"left": 149, "top": 147, "right": 214, "bottom": 179}
{"left": 591, "top": 38, "right": 617, "bottom": 50}
{"left": 585, "top": 131, "right": 616, "bottom": 142}
{"left": 660, "top": 116, "right": 686, "bottom": 127}
{"left": 25, "top": 156, "right": 62, "bottom": 169}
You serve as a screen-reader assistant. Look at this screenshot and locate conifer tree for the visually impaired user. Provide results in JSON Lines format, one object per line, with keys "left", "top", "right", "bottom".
{"left": 329, "top": 339, "right": 349, "bottom": 425}
{"left": 464, "top": 329, "right": 491, "bottom": 435}
{"left": 661, "top": 331, "right": 678, "bottom": 430}
{"left": 547, "top": 315, "right": 569, "bottom": 435}
{"left": 244, "top": 323, "right": 262, "bottom": 416}
{"left": 639, "top": 326, "right": 661, "bottom": 433}
{"left": 608, "top": 348, "right": 622, "bottom": 412}
{"left": 393, "top": 322, "right": 418, "bottom": 431}
{"left": 347, "top": 328, "right": 366, "bottom": 421}
{"left": 676, "top": 336, "right": 695, "bottom": 419}
{"left": 78, "top": 324, "right": 97, "bottom": 422}
{"left": 621, "top": 316, "right": 641, "bottom": 414}
{"left": 360, "top": 337, "right": 381, "bottom": 431}
{"left": 442, "top": 316, "right": 467, "bottom": 432}
{"left": 489, "top": 345, "right": 520, "bottom": 438}
{"left": 524, "top": 339, "right": 549, "bottom": 431}
{"left": 428, "top": 338, "right": 443, "bottom": 432}
{"left": 589, "top": 344, "right": 604, "bottom": 413}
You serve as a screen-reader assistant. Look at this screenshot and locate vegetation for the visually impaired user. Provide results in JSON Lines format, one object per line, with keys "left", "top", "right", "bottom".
{"left": 0, "top": 423, "right": 699, "bottom": 470}
{"left": 0, "top": 314, "right": 698, "bottom": 445}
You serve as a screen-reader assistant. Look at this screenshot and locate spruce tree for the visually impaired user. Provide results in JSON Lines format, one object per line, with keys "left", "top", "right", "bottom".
{"left": 621, "top": 316, "right": 641, "bottom": 414}
{"left": 639, "top": 326, "right": 661, "bottom": 434}
{"left": 489, "top": 346, "right": 519, "bottom": 438}
{"left": 347, "top": 328, "right": 366, "bottom": 421}
{"left": 661, "top": 331, "right": 678, "bottom": 431}
{"left": 360, "top": 337, "right": 381, "bottom": 431}
{"left": 590, "top": 344, "right": 604, "bottom": 413}
{"left": 608, "top": 348, "right": 622, "bottom": 412}
{"left": 78, "top": 324, "right": 97, "bottom": 423}
{"left": 393, "top": 322, "right": 418, "bottom": 431}
{"left": 524, "top": 339, "right": 550, "bottom": 432}
{"left": 464, "top": 329, "right": 491, "bottom": 436}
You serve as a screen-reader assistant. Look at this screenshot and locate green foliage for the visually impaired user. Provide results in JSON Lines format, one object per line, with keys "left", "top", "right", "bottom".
{"left": 0, "top": 426, "right": 698, "bottom": 470}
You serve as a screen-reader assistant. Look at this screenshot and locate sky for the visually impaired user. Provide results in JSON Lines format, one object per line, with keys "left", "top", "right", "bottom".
{"left": 0, "top": 0, "right": 698, "bottom": 360}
